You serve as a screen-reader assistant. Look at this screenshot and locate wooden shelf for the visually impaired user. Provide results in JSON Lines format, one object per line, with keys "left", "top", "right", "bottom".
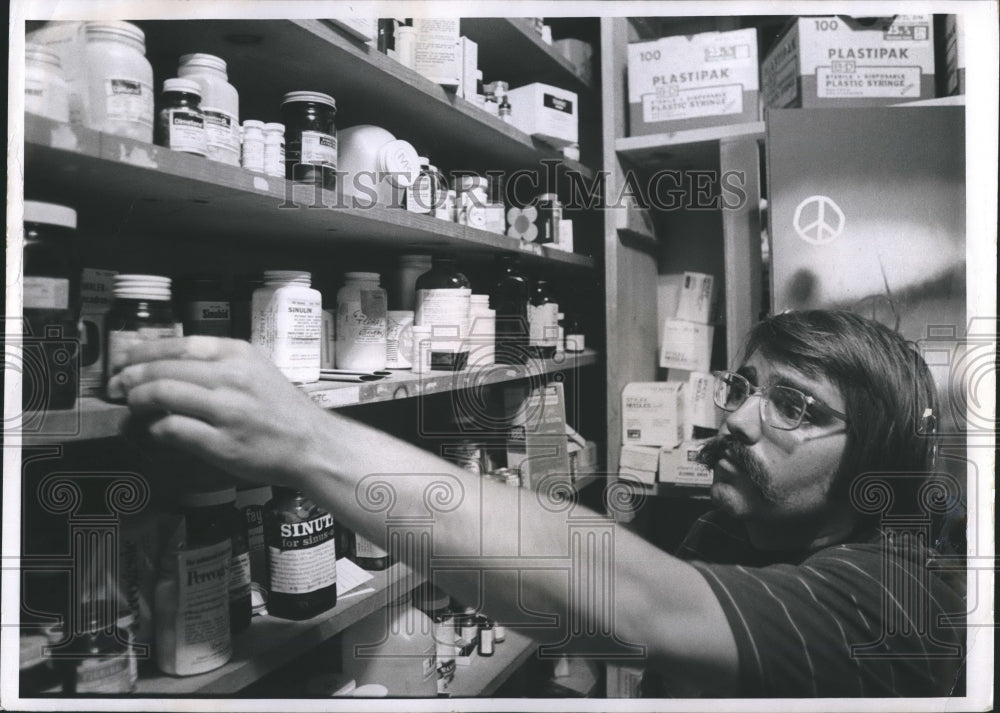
{"left": 23, "top": 350, "right": 599, "bottom": 443}
{"left": 460, "top": 18, "right": 594, "bottom": 92}
{"left": 615, "top": 121, "right": 766, "bottom": 171}
{"left": 134, "top": 20, "right": 593, "bottom": 181}
{"left": 24, "top": 117, "right": 595, "bottom": 270}
{"left": 448, "top": 629, "right": 537, "bottom": 697}
{"left": 135, "top": 562, "right": 424, "bottom": 695}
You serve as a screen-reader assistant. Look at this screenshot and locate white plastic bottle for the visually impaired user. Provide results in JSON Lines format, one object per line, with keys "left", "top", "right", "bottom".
{"left": 251, "top": 271, "right": 322, "bottom": 383}
{"left": 177, "top": 53, "right": 240, "bottom": 166}
{"left": 337, "top": 125, "right": 419, "bottom": 209}
{"left": 263, "top": 122, "right": 286, "bottom": 177}
{"left": 336, "top": 272, "right": 387, "bottom": 371}
{"left": 25, "top": 44, "right": 70, "bottom": 122}
{"left": 84, "top": 22, "right": 154, "bottom": 142}
{"left": 241, "top": 120, "right": 265, "bottom": 172}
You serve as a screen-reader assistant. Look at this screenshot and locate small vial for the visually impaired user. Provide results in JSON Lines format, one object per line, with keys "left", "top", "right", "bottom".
{"left": 105, "top": 275, "right": 180, "bottom": 395}
{"left": 477, "top": 618, "right": 495, "bottom": 657}
{"left": 263, "top": 122, "right": 286, "bottom": 177}
{"left": 241, "top": 119, "right": 265, "bottom": 173}
{"left": 155, "top": 78, "right": 207, "bottom": 156}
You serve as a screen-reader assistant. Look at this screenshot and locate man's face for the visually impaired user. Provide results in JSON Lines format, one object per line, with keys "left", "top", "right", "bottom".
{"left": 703, "top": 351, "right": 850, "bottom": 524}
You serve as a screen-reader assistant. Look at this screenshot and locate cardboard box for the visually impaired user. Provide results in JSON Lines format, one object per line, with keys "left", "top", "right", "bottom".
{"left": 627, "top": 28, "right": 759, "bottom": 135}
{"left": 683, "top": 371, "right": 720, "bottom": 437}
{"left": 944, "top": 15, "right": 965, "bottom": 95}
{"left": 621, "top": 381, "right": 684, "bottom": 448}
{"left": 660, "top": 319, "right": 714, "bottom": 372}
{"left": 674, "top": 272, "right": 715, "bottom": 324}
{"left": 619, "top": 443, "right": 661, "bottom": 472}
{"left": 506, "top": 382, "right": 571, "bottom": 490}
{"left": 659, "top": 440, "right": 713, "bottom": 487}
{"left": 618, "top": 463, "right": 657, "bottom": 486}
{"left": 414, "top": 18, "right": 461, "bottom": 86}
{"left": 506, "top": 82, "right": 578, "bottom": 147}
{"left": 761, "top": 15, "right": 935, "bottom": 108}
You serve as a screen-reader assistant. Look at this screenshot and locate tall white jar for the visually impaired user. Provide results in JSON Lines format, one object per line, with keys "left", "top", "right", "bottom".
{"left": 336, "top": 272, "right": 387, "bottom": 371}
{"left": 84, "top": 22, "right": 154, "bottom": 142}
{"left": 177, "top": 53, "right": 241, "bottom": 166}
{"left": 251, "top": 271, "right": 322, "bottom": 383}
{"left": 25, "top": 44, "right": 70, "bottom": 122}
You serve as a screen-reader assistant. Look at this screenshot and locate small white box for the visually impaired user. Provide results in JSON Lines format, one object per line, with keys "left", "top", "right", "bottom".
{"left": 619, "top": 444, "right": 661, "bottom": 472}
{"left": 674, "top": 272, "right": 714, "bottom": 324}
{"left": 658, "top": 440, "right": 713, "bottom": 487}
{"left": 618, "top": 464, "right": 657, "bottom": 486}
{"left": 684, "top": 371, "right": 720, "bottom": 437}
{"left": 660, "top": 319, "right": 714, "bottom": 372}
{"left": 414, "top": 18, "right": 461, "bottom": 87}
{"left": 506, "top": 82, "right": 578, "bottom": 147}
{"left": 621, "top": 381, "right": 684, "bottom": 448}
{"left": 554, "top": 218, "right": 574, "bottom": 252}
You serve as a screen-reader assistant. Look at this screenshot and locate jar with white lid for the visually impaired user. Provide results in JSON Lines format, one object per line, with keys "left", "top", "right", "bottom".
{"left": 341, "top": 591, "right": 438, "bottom": 697}
{"left": 178, "top": 53, "right": 240, "bottom": 166}
{"left": 251, "top": 271, "right": 322, "bottom": 384}
{"left": 155, "top": 78, "right": 207, "bottom": 156}
{"left": 241, "top": 120, "right": 265, "bottom": 173}
{"left": 336, "top": 272, "right": 387, "bottom": 371}
{"left": 105, "top": 275, "right": 180, "bottom": 395}
{"left": 455, "top": 175, "right": 488, "bottom": 229}
{"left": 84, "top": 21, "right": 154, "bottom": 142}
{"left": 337, "top": 125, "right": 420, "bottom": 209}
{"left": 281, "top": 91, "right": 338, "bottom": 190}
{"left": 263, "top": 122, "right": 285, "bottom": 177}
{"left": 25, "top": 44, "right": 70, "bottom": 122}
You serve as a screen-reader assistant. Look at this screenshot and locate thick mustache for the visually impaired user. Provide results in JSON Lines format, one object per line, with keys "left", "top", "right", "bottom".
{"left": 697, "top": 435, "right": 779, "bottom": 504}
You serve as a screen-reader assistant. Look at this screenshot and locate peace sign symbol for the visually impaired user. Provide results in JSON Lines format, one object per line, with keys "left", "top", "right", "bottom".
{"left": 793, "top": 195, "right": 845, "bottom": 245}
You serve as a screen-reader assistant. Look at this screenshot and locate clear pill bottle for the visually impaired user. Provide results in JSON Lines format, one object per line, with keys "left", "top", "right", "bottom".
{"left": 251, "top": 271, "right": 321, "bottom": 384}
{"left": 105, "top": 275, "right": 180, "bottom": 393}
{"left": 178, "top": 53, "right": 240, "bottom": 166}
{"left": 25, "top": 44, "right": 70, "bottom": 122}
{"left": 84, "top": 22, "right": 154, "bottom": 142}
{"left": 155, "top": 78, "right": 207, "bottom": 156}
{"left": 335, "top": 272, "right": 387, "bottom": 371}
{"left": 263, "top": 122, "right": 286, "bottom": 177}
{"left": 241, "top": 119, "right": 265, "bottom": 173}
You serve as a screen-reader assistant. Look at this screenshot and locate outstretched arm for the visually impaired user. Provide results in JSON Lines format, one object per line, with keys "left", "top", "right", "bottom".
{"left": 110, "top": 336, "right": 739, "bottom": 694}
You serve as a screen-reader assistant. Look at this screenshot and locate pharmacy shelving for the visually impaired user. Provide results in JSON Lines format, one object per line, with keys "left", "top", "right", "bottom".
{"left": 448, "top": 629, "right": 538, "bottom": 697}
{"left": 134, "top": 562, "right": 424, "bottom": 695}
{"left": 23, "top": 350, "right": 599, "bottom": 443}
{"left": 24, "top": 117, "right": 595, "bottom": 270}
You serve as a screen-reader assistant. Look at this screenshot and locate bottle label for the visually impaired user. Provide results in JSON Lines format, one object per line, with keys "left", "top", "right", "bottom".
{"left": 229, "top": 551, "right": 252, "bottom": 599}
{"left": 528, "top": 303, "right": 559, "bottom": 347}
{"left": 299, "top": 130, "right": 338, "bottom": 169}
{"left": 23, "top": 277, "right": 69, "bottom": 310}
{"left": 385, "top": 316, "right": 413, "bottom": 369}
{"left": 74, "top": 652, "right": 134, "bottom": 694}
{"left": 184, "top": 300, "right": 231, "bottom": 337}
{"left": 264, "top": 139, "right": 285, "bottom": 177}
{"left": 406, "top": 173, "right": 434, "bottom": 214}
{"left": 252, "top": 291, "right": 322, "bottom": 368}
{"left": 422, "top": 644, "right": 437, "bottom": 681}
{"left": 416, "top": 289, "right": 470, "bottom": 354}
{"left": 165, "top": 108, "right": 207, "bottom": 155}
{"left": 267, "top": 513, "right": 338, "bottom": 594}
{"left": 174, "top": 539, "right": 233, "bottom": 671}
{"left": 107, "top": 325, "right": 183, "bottom": 376}
{"left": 242, "top": 138, "right": 265, "bottom": 172}
{"left": 337, "top": 290, "right": 387, "bottom": 347}
{"left": 353, "top": 534, "right": 388, "bottom": 559}
{"left": 202, "top": 107, "right": 241, "bottom": 164}
{"left": 103, "top": 78, "right": 154, "bottom": 128}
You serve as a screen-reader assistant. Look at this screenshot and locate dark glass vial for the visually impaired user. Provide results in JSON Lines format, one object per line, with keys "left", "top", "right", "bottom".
{"left": 264, "top": 487, "right": 338, "bottom": 620}
{"left": 154, "top": 78, "right": 206, "bottom": 156}
{"left": 528, "top": 279, "right": 559, "bottom": 359}
{"left": 414, "top": 255, "right": 471, "bottom": 371}
{"left": 104, "top": 275, "right": 178, "bottom": 396}
{"left": 175, "top": 274, "right": 232, "bottom": 337}
{"left": 22, "top": 200, "right": 81, "bottom": 411}
{"left": 281, "top": 91, "right": 338, "bottom": 191}
{"left": 350, "top": 531, "right": 390, "bottom": 571}
{"left": 490, "top": 254, "right": 530, "bottom": 365}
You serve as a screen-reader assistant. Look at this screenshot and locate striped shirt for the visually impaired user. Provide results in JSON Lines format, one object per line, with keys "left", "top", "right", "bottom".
{"left": 674, "top": 510, "right": 966, "bottom": 697}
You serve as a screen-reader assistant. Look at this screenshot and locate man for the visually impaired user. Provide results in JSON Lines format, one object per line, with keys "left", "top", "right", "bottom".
{"left": 108, "top": 309, "right": 965, "bottom": 697}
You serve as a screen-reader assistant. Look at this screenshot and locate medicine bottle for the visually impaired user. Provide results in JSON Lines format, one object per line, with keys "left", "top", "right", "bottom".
{"left": 263, "top": 122, "right": 286, "bottom": 177}
{"left": 55, "top": 602, "right": 136, "bottom": 694}
{"left": 154, "top": 489, "right": 233, "bottom": 676}
{"left": 175, "top": 274, "right": 231, "bottom": 337}
{"left": 415, "top": 255, "right": 471, "bottom": 371}
{"left": 337, "top": 125, "right": 419, "bottom": 208}
{"left": 177, "top": 53, "right": 240, "bottom": 166}
{"left": 84, "top": 22, "right": 154, "bottom": 142}
{"left": 395, "top": 24, "right": 417, "bottom": 69}
{"left": 154, "top": 78, "right": 207, "bottom": 156}
{"left": 477, "top": 617, "right": 495, "bottom": 656}
{"left": 413, "top": 585, "right": 457, "bottom": 694}
{"left": 336, "top": 272, "right": 387, "bottom": 371}
{"left": 218, "top": 488, "right": 252, "bottom": 635}
{"left": 410, "top": 325, "right": 432, "bottom": 374}
{"left": 528, "top": 279, "right": 559, "bottom": 359}
{"left": 281, "top": 91, "right": 338, "bottom": 190}
{"left": 468, "top": 294, "right": 495, "bottom": 367}
{"left": 22, "top": 200, "right": 80, "bottom": 411}
{"left": 455, "top": 606, "right": 479, "bottom": 656}
{"left": 240, "top": 119, "right": 266, "bottom": 173}
{"left": 455, "top": 175, "right": 488, "bottom": 229}
{"left": 405, "top": 156, "right": 433, "bottom": 214}
{"left": 264, "top": 487, "right": 338, "bottom": 620}
{"left": 251, "top": 270, "right": 322, "bottom": 384}
{"left": 490, "top": 254, "right": 530, "bottom": 365}
{"left": 340, "top": 592, "right": 437, "bottom": 697}
{"left": 385, "top": 310, "right": 414, "bottom": 369}
{"left": 351, "top": 531, "right": 390, "bottom": 571}
{"left": 25, "top": 44, "right": 70, "bottom": 122}
{"left": 535, "top": 193, "right": 562, "bottom": 244}
{"left": 386, "top": 254, "right": 432, "bottom": 311}
{"left": 105, "top": 275, "right": 180, "bottom": 392}
{"left": 564, "top": 312, "right": 586, "bottom": 352}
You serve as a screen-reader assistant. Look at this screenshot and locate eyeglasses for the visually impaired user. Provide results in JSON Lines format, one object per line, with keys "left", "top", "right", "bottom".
{"left": 712, "top": 370, "right": 848, "bottom": 431}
